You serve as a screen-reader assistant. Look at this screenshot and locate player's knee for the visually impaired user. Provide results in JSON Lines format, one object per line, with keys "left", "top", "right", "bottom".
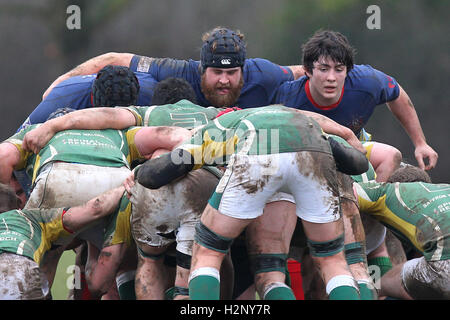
{"left": 307, "top": 233, "right": 345, "bottom": 258}
{"left": 194, "top": 221, "right": 234, "bottom": 254}
{"left": 176, "top": 250, "right": 192, "bottom": 270}
{"left": 344, "top": 242, "right": 366, "bottom": 265}
{"left": 249, "top": 253, "right": 288, "bottom": 275}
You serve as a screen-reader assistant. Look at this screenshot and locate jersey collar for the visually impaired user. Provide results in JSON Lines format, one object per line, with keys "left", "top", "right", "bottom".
{"left": 305, "top": 79, "right": 344, "bottom": 110}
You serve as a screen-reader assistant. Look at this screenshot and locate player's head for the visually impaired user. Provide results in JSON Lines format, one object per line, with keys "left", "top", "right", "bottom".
{"left": 200, "top": 27, "right": 245, "bottom": 108}
{"left": 0, "top": 183, "right": 21, "bottom": 213}
{"left": 387, "top": 164, "right": 432, "bottom": 183}
{"left": 302, "top": 29, "right": 356, "bottom": 75}
{"left": 152, "top": 77, "right": 197, "bottom": 105}
{"left": 47, "top": 107, "right": 76, "bottom": 120}
{"left": 92, "top": 65, "right": 140, "bottom": 107}
{"left": 301, "top": 30, "right": 355, "bottom": 106}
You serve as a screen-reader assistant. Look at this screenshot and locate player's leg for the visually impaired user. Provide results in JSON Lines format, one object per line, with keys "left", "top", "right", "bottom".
{"left": 189, "top": 204, "right": 253, "bottom": 300}
{"left": 246, "top": 200, "right": 298, "bottom": 300}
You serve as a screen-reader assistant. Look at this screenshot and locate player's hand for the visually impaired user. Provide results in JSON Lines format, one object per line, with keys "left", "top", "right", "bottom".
{"left": 415, "top": 144, "right": 438, "bottom": 171}
{"left": 346, "top": 134, "right": 367, "bottom": 155}
{"left": 22, "top": 124, "right": 56, "bottom": 154}
{"left": 123, "top": 171, "right": 135, "bottom": 197}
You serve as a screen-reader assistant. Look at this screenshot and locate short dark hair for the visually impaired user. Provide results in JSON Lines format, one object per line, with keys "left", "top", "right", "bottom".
{"left": 0, "top": 183, "right": 20, "bottom": 213}
{"left": 92, "top": 65, "right": 140, "bottom": 107}
{"left": 302, "top": 30, "right": 356, "bottom": 74}
{"left": 387, "top": 165, "right": 432, "bottom": 183}
{"left": 152, "top": 77, "right": 197, "bottom": 105}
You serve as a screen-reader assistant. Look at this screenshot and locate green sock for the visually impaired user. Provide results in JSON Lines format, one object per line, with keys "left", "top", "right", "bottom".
{"left": 329, "top": 286, "right": 360, "bottom": 300}
{"left": 368, "top": 256, "right": 392, "bottom": 276}
{"left": 358, "top": 282, "right": 378, "bottom": 300}
{"left": 264, "top": 285, "right": 296, "bottom": 300}
{"left": 189, "top": 275, "right": 220, "bottom": 300}
{"left": 164, "top": 287, "right": 175, "bottom": 300}
{"left": 117, "top": 279, "right": 136, "bottom": 300}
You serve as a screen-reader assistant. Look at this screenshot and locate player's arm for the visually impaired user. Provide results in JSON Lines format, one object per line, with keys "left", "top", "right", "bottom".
{"left": 364, "top": 142, "right": 402, "bottom": 182}
{"left": 386, "top": 85, "right": 438, "bottom": 170}
{"left": 296, "top": 109, "right": 366, "bottom": 154}
{"left": 62, "top": 186, "right": 125, "bottom": 233}
{"left": 287, "top": 65, "right": 305, "bottom": 80}
{"left": 42, "top": 52, "right": 134, "bottom": 99}
{"left": 22, "top": 107, "right": 138, "bottom": 154}
{"left": 0, "top": 142, "right": 22, "bottom": 184}
{"left": 133, "top": 126, "right": 192, "bottom": 159}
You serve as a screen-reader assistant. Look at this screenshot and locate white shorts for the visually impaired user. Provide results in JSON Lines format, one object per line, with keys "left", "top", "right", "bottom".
{"left": 0, "top": 253, "right": 49, "bottom": 300}
{"left": 213, "top": 152, "right": 341, "bottom": 223}
{"left": 402, "top": 257, "right": 450, "bottom": 299}
{"left": 131, "top": 168, "right": 219, "bottom": 256}
{"left": 26, "top": 162, "right": 131, "bottom": 249}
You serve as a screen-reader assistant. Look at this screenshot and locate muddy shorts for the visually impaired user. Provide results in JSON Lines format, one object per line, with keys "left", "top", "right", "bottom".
{"left": 131, "top": 168, "right": 219, "bottom": 256}
{"left": 26, "top": 162, "right": 131, "bottom": 249}
{"left": 0, "top": 253, "right": 49, "bottom": 300}
{"left": 402, "top": 257, "right": 450, "bottom": 299}
{"left": 211, "top": 152, "right": 341, "bottom": 223}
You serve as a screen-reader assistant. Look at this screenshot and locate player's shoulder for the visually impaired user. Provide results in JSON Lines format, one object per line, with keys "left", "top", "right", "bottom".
{"left": 244, "top": 57, "right": 291, "bottom": 74}
{"left": 57, "top": 74, "right": 97, "bottom": 87}
{"left": 346, "top": 64, "right": 386, "bottom": 89}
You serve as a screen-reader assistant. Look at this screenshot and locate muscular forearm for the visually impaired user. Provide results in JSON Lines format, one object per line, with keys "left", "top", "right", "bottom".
{"left": 63, "top": 186, "right": 125, "bottom": 232}
{"left": 386, "top": 86, "right": 427, "bottom": 147}
{"left": 296, "top": 110, "right": 365, "bottom": 153}
{"left": 49, "top": 107, "right": 137, "bottom": 132}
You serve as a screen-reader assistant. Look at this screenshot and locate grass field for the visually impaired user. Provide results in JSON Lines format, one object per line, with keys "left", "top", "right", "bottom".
{"left": 51, "top": 250, "right": 76, "bottom": 300}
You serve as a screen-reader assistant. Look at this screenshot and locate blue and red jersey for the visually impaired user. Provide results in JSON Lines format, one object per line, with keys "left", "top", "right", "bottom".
{"left": 274, "top": 64, "right": 400, "bottom": 137}
{"left": 129, "top": 55, "right": 294, "bottom": 109}
{"left": 19, "top": 72, "right": 157, "bottom": 131}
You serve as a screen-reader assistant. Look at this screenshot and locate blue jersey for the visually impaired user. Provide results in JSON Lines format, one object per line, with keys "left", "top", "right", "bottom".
{"left": 129, "top": 55, "right": 294, "bottom": 109}
{"left": 274, "top": 64, "right": 400, "bottom": 137}
{"left": 19, "top": 72, "right": 158, "bottom": 131}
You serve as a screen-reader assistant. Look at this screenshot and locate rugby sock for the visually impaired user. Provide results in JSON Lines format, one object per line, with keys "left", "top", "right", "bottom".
{"left": 263, "top": 282, "right": 296, "bottom": 300}
{"left": 189, "top": 267, "right": 220, "bottom": 300}
{"left": 116, "top": 271, "right": 136, "bottom": 300}
{"left": 326, "top": 275, "right": 360, "bottom": 300}
{"left": 164, "top": 286, "right": 175, "bottom": 300}
{"left": 328, "top": 285, "right": 360, "bottom": 300}
{"left": 368, "top": 256, "right": 392, "bottom": 276}
{"left": 357, "top": 280, "right": 378, "bottom": 300}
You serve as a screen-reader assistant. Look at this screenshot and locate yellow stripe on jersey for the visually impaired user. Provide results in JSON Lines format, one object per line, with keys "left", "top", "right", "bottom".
{"left": 110, "top": 201, "right": 132, "bottom": 246}
{"left": 118, "top": 107, "right": 143, "bottom": 126}
{"left": 124, "top": 127, "right": 144, "bottom": 164}
{"left": 6, "top": 140, "right": 32, "bottom": 170}
{"left": 182, "top": 130, "right": 239, "bottom": 170}
{"left": 356, "top": 190, "right": 423, "bottom": 252}
{"left": 363, "top": 142, "right": 374, "bottom": 161}
{"left": 34, "top": 213, "right": 71, "bottom": 264}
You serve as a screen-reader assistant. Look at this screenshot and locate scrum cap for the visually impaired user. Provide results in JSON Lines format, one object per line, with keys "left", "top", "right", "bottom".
{"left": 201, "top": 28, "right": 246, "bottom": 69}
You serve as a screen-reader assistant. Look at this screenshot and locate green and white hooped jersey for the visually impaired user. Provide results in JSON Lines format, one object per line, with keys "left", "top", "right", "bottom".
{"left": 180, "top": 105, "right": 332, "bottom": 169}
{"left": 6, "top": 125, "right": 131, "bottom": 183}
{"left": 355, "top": 181, "right": 450, "bottom": 261}
{"left": 0, "top": 208, "right": 71, "bottom": 264}
{"left": 123, "top": 100, "right": 222, "bottom": 128}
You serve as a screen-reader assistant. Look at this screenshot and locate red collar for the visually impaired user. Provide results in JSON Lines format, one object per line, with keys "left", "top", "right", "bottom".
{"left": 305, "top": 79, "right": 344, "bottom": 110}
